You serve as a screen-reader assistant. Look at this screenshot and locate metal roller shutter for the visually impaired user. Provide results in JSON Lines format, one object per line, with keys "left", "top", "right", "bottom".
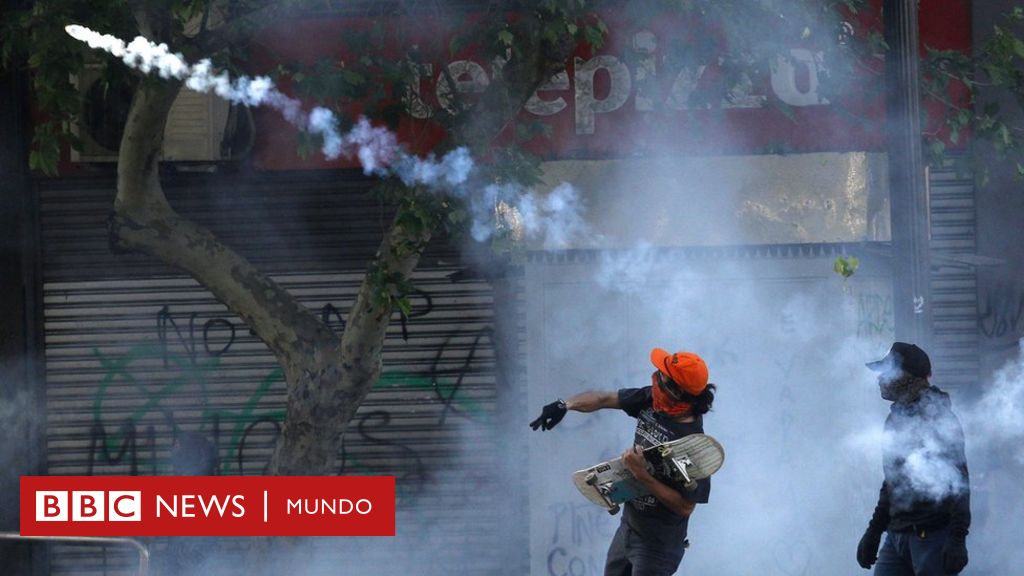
{"left": 36, "top": 171, "right": 505, "bottom": 575}
{"left": 928, "top": 163, "right": 980, "bottom": 391}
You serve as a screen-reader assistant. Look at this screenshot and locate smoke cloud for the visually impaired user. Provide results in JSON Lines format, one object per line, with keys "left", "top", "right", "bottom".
{"left": 966, "top": 339, "right": 1024, "bottom": 462}
{"left": 56, "top": 7, "right": 1024, "bottom": 576}
{"left": 63, "top": 24, "right": 591, "bottom": 250}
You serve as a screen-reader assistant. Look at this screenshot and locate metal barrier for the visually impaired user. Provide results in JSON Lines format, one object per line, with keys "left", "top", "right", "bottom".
{"left": 0, "top": 532, "right": 150, "bottom": 576}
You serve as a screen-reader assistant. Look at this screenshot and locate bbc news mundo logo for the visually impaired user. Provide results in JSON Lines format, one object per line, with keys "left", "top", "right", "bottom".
{"left": 21, "top": 476, "right": 395, "bottom": 537}
{"left": 36, "top": 491, "right": 142, "bottom": 522}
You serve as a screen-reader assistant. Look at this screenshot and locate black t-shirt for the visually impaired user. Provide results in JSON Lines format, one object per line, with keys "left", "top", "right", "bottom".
{"left": 617, "top": 386, "right": 712, "bottom": 549}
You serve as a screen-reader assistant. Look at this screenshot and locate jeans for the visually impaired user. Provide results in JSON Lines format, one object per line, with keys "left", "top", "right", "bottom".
{"left": 604, "top": 521, "right": 686, "bottom": 576}
{"left": 874, "top": 526, "right": 952, "bottom": 576}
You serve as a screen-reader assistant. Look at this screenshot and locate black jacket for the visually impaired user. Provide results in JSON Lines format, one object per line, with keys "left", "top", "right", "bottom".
{"left": 867, "top": 386, "right": 971, "bottom": 538}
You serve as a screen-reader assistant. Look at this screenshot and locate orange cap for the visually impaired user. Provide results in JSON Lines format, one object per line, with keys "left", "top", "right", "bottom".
{"left": 650, "top": 348, "right": 709, "bottom": 395}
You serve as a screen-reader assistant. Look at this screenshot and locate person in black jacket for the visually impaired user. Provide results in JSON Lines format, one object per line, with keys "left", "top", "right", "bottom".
{"left": 531, "top": 348, "right": 716, "bottom": 576}
{"left": 857, "top": 342, "right": 971, "bottom": 575}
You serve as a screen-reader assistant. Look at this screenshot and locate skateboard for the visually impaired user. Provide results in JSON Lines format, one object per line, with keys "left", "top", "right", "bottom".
{"left": 572, "top": 433, "right": 725, "bottom": 514}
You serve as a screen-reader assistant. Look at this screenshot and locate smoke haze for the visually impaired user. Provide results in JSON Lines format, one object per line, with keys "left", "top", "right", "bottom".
{"left": 46, "top": 8, "right": 1024, "bottom": 576}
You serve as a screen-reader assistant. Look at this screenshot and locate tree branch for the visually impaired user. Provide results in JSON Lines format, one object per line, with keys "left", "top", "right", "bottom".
{"left": 114, "top": 80, "right": 338, "bottom": 372}
{"left": 268, "top": 199, "right": 435, "bottom": 475}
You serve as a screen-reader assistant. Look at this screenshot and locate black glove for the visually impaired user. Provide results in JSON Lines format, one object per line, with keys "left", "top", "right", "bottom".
{"left": 530, "top": 399, "right": 567, "bottom": 431}
{"left": 856, "top": 528, "right": 882, "bottom": 569}
{"left": 942, "top": 534, "right": 968, "bottom": 574}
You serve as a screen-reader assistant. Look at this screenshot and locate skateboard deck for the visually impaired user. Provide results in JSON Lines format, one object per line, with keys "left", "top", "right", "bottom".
{"left": 572, "top": 433, "right": 725, "bottom": 514}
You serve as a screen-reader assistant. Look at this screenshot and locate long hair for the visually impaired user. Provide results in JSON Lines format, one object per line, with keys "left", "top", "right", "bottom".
{"left": 676, "top": 383, "right": 716, "bottom": 415}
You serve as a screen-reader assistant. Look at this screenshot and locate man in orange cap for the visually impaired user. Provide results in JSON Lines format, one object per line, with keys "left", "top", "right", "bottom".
{"left": 530, "top": 348, "right": 717, "bottom": 576}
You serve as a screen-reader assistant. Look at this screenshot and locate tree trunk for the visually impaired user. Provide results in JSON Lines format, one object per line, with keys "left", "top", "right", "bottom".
{"left": 111, "top": 79, "right": 351, "bottom": 475}
{"left": 268, "top": 200, "right": 434, "bottom": 475}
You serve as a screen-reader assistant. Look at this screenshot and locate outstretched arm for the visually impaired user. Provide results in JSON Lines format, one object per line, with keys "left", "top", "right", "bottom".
{"left": 530, "top": 390, "right": 620, "bottom": 431}
{"left": 622, "top": 445, "right": 695, "bottom": 517}
{"left": 566, "top": 391, "right": 620, "bottom": 412}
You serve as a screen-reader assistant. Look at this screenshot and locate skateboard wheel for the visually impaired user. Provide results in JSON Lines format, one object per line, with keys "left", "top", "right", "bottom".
{"left": 684, "top": 480, "right": 697, "bottom": 492}
{"left": 585, "top": 472, "right": 598, "bottom": 485}
{"left": 608, "top": 504, "right": 620, "bottom": 515}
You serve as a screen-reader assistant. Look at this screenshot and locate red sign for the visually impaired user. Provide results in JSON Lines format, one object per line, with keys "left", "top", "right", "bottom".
{"left": 20, "top": 476, "right": 396, "bottom": 536}
{"left": 248, "top": 1, "right": 970, "bottom": 170}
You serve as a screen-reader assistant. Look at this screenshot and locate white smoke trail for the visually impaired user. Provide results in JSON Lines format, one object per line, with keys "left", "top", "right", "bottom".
{"left": 63, "top": 24, "right": 468, "bottom": 188}
{"left": 64, "top": 24, "right": 590, "bottom": 247}
{"left": 465, "top": 182, "right": 591, "bottom": 249}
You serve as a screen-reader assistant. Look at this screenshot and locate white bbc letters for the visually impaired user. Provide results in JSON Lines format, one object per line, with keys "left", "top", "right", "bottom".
{"left": 108, "top": 491, "right": 142, "bottom": 521}
{"left": 35, "top": 491, "right": 142, "bottom": 522}
{"left": 36, "top": 491, "right": 68, "bottom": 521}
{"left": 71, "top": 491, "right": 105, "bottom": 521}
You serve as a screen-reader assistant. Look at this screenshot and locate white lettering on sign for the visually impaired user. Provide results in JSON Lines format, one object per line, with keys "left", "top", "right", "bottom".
{"left": 772, "top": 49, "right": 829, "bottom": 106}
{"left": 525, "top": 71, "right": 570, "bottom": 116}
{"left": 666, "top": 65, "right": 707, "bottom": 110}
{"left": 403, "top": 33, "right": 830, "bottom": 134}
{"left": 633, "top": 29, "right": 658, "bottom": 112}
{"left": 574, "top": 54, "right": 631, "bottom": 135}
{"left": 436, "top": 60, "right": 489, "bottom": 114}
{"left": 155, "top": 494, "right": 246, "bottom": 518}
{"left": 404, "top": 62, "right": 434, "bottom": 119}
{"left": 286, "top": 498, "right": 374, "bottom": 515}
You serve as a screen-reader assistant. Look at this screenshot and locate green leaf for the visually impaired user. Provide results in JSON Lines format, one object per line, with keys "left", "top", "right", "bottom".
{"left": 832, "top": 256, "right": 860, "bottom": 279}
{"left": 396, "top": 297, "right": 412, "bottom": 318}
{"left": 497, "top": 30, "right": 514, "bottom": 47}
{"left": 584, "top": 25, "right": 605, "bottom": 49}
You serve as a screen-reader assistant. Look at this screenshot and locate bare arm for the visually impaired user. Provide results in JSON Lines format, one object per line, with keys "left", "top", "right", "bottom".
{"left": 565, "top": 391, "right": 620, "bottom": 412}
{"left": 622, "top": 446, "right": 696, "bottom": 517}
{"left": 530, "top": 390, "right": 619, "bottom": 431}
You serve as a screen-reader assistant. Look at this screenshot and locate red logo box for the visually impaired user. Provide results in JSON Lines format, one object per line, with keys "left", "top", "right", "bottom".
{"left": 21, "top": 476, "right": 395, "bottom": 537}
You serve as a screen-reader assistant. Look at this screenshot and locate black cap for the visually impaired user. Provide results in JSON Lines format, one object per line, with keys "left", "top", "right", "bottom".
{"left": 866, "top": 342, "right": 931, "bottom": 379}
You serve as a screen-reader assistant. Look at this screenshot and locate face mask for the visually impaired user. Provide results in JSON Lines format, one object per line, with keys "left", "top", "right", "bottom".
{"left": 652, "top": 371, "right": 693, "bottom": 416}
